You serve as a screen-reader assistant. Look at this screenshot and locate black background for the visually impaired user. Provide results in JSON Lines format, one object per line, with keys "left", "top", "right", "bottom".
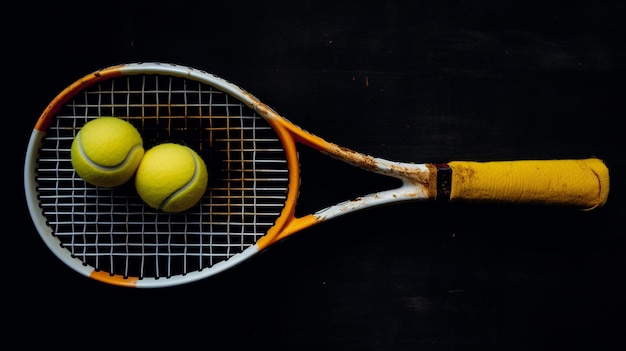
{"left": 10, "top": 1, "right": 625, "bottom": 349}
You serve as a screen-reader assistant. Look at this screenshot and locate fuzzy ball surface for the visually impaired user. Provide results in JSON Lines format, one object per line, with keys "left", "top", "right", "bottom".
{"left": 135, "top": 143, "right": 209, "bottom": 212}
{"left": 70, "top": 117, "right": 144, "bottom": 187}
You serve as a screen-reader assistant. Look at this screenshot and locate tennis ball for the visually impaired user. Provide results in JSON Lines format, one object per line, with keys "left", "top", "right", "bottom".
{"left": 135, "top": 143, "right": 209, "bottom": 213}
{"left": 71, "top": 117, "right": 144, "bottom": 187}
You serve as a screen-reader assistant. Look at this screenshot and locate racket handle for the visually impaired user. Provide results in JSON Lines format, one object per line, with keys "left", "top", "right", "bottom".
{"left": 445, "top": 158, "right": 609, "bottom": 210}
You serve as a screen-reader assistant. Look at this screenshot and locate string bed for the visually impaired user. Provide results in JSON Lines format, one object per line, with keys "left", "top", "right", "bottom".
{"left": 35, "top": 74, "right": 289, "bottom": 279}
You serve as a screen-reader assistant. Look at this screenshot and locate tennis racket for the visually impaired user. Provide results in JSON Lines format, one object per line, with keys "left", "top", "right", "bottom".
{"left": 24, "top": 62, "right": 610, "bottom": 288}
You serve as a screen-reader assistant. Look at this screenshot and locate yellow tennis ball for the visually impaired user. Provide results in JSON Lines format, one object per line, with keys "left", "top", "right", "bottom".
{"left": 71, "top": 117, "right": 145, "bottom": 187}
{"left": 135, "top": 143, "right": 209, "bottom": 213}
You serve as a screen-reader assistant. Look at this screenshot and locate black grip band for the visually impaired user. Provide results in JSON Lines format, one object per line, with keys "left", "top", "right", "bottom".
{"left": 434, "top": 163, "right": 451, "bottom": 202}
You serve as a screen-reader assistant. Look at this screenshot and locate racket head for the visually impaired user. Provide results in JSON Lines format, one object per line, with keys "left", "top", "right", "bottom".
{"left": 24, "top": 62, "right": 302, "bottom": 287}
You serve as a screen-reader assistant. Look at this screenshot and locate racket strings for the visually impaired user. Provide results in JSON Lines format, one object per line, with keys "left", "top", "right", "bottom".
{"left": 35, "top": 74, "right": 289, "bottom": 279}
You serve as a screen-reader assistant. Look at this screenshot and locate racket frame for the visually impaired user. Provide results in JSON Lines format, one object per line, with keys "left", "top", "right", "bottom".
{"left": 24, "top": 62, "right": 434, "bottom": 287}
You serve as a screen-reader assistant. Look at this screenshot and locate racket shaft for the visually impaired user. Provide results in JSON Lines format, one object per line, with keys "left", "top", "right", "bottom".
{"left": 447, "top": 158, "right": 609, "bottom": 210}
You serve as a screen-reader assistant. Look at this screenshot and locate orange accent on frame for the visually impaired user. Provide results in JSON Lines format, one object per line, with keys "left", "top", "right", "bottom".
{"left": 35, "top": 65, "right": 126, "bottom": 131}
{"left": 90, "top": 270, "right": 139, "bottom": 288}
{"left": 253, "top": 113, "right": 334, "bottom": 250}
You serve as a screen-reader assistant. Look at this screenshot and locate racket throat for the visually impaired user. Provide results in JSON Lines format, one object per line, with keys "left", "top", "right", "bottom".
{"left": 258, "top": 214, "right": 319, "bottom": 249}
{"left": 312, "top": 181, "right": 430, "bottom": 223}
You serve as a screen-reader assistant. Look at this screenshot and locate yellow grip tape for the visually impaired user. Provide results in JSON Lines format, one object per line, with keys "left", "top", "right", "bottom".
{"left": 447, "top": 158, "right": 609, "bottom": 210}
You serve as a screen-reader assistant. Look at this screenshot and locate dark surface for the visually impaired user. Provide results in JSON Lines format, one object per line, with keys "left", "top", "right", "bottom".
{"left": 10, "top": 1, "right": 625, "bottom": 349}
